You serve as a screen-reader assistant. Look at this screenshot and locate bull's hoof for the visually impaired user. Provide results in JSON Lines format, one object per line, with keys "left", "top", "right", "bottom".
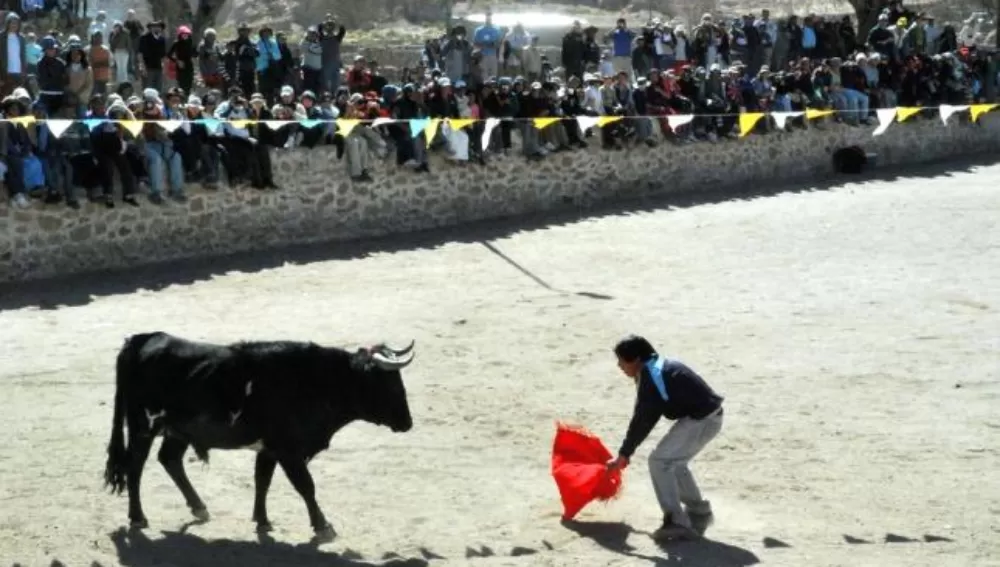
{"left": 312, "top": 523, "right": 337, "bottom": 544}
{"left": 191, "top": 507, "right": 211, "bottom": 522}
{"left": 129, "top": 518, "right": 149, "bottom": 530}
{"left": 255, "top": 521, "right": 273, "bottom": 534}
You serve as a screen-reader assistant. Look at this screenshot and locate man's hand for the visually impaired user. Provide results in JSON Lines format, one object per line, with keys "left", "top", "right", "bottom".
{"left": 606, "top": 455, "right": 629, "bottom": 471}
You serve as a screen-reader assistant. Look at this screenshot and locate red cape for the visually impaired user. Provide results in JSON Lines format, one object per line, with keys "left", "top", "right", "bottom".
{"left": 551, "top": 422, "right": 624, "bottom": 520}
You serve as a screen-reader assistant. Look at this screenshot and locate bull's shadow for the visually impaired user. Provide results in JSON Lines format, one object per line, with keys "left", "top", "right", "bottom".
{"left": 109, "top": 526, "right": 430, "bottom": 567}
{"left": 561, "top": 520, "right": 759, "bottom": 566}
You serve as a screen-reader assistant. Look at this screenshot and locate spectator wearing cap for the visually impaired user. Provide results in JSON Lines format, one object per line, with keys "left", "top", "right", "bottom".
{"left": 36, "top": 35, "right": 65, "bottom": 114}
{"left": 866, "top": 14, "right": 896, "bottom": 61}
{"left": 182, "top": 93, "right": 221, "bottom": 188}
{"left": 137, "top": 20, "right": 166, "bottom": 92}
{"left": 0, "top": 94, "right": 31, "bottom": 208}
{"left": 299, "top": 26, "right": 323, "bottom": 95}
{"left": 168, "top": 25, "right": 195, "bottom": 94}
{"left": 899, "top": 13, "right": 928, "bottom": 57}
{"left": 138, "top": 88, "right": 186, "bottom": 204}
{"left": 318, "top": 13, "right": 346, "bottom": 94}
{"left": 198, "top": 28, "right": 225, "bottom": 90}
{"left": 255, "top": 24, "right": 281, "bottom": 102}
{"left": 233, "top": 24, "right": 258, "bottom": 97}
{"left": 87, "top": 30, "right": 111, "bottom": 95}
{"left": 692, "top": 14, "right": 723, "bottom": 68}
{"left": 441, "top": 26, "right": 472, "bottom": 84}
{"left": 89, "top": 96, "right": 140, "bottom": 208}
{"left": 109, "top": 20, "right": 131, "bottom": 85}
{"left": 337, "top": 91, "right": 374, "bottom": 182}
{"left": 64, "top": 39, "right": 92, "bottom": 117}
{"left": 0, "top": 12, "right": 26, "bottom": 97}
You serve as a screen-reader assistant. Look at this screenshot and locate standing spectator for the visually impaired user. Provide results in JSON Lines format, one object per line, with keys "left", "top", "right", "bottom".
{"left": 299, "top": 26, "right": 322, "bottom": 95}
{"left": 755, "top": 10, "right": 777, "bottom": 71}
{"left": 197, "top": 28, "right": 225, "bottom": 90}
{"left": 64, "top": 39, "right": 92, "bottom": 117}
{"left": 0, "top": 12, "right": 26, "bottom": 97}
{"left": 36, "top": 35, "right": 65, "bottom": 115}
{"left": 109, "top": 21, "right": 131, "bottom": 85}
{"left": 137, "top": 20, "right": 166, "bottom": 92}
{"left": 24, "top": 31, "right": 40, "bottom": 75}
{"left": 87, "top": 10, "right": 107, "bottom": 38}
{"left": 441, "top": 26, "right": 472, "bottom": 83}
{"left": 605, "top": 18, "right": 635, "bottom": 80}
{"left": 473, "top": 9, "right": 501, "bottom": 79}
{"left": 234, "top": 24, "right": 257, "bottom": 95}
{"left": 318, "top": 14, "right": 345, "bottom": 95}
{"left": 168, "top": 25, "right": 195, "bottom": 95}
{"left": 87, "top": 30, "right": 110, "bottom": 95}
{"left": 123, "top": 9, "right": 142, "bottom": 79}
{"left": 561, "top": 21, "right": 586, "bottom": 81}
{"left": 521, "top": 36, "right": 542, "bottom": 81}
{"left": 503, "top": 22, "right": 531, "bottom": 74}
{"left": 255, "top": 25, "right": 281, "bottom": 102}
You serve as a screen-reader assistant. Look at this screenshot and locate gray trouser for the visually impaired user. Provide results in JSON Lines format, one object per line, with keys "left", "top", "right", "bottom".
{"left": 344, "top": 133, "right": 369, "bottom": 177}
{"left": 648, "top": 408, "right": 723, "bottom": 528}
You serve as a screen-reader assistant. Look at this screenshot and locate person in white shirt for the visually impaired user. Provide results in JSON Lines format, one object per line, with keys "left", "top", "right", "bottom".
{"left": 0, "top": 12, "right": 25, "bottom": 97}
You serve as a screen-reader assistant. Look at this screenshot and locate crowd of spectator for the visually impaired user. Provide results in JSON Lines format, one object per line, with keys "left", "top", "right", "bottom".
{"left": 1, "top": 0, "right": 998, "bottom": 211}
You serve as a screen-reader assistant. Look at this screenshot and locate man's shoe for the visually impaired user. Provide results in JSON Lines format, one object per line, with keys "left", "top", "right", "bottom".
{"left": 652, "top": 523, "right": 699, "bottom": 542}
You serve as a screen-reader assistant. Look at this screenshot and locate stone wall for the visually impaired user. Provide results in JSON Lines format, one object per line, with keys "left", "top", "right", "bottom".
{"left": 2, "top": 114, "right": 999, "bottom": 283}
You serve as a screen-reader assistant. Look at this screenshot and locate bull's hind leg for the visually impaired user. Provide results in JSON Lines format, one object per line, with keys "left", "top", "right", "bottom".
{"left": 276, "top": 456, "right": 335, "bottom": 542}
{"left": 125, "top": 428, "right": 154, "bottom": 529}
{"left": 158, "top": 436, "right": 210, "bottom": 521}
{"left": 252, "top": 452, "right": 277, "bottom": 532}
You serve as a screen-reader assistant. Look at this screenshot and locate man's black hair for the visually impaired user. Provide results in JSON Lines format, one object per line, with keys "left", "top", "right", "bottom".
{"left": 613, "top": 335, "right": 657, "bottom": 362}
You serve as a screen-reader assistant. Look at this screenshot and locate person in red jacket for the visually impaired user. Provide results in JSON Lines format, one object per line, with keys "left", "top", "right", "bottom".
{"left": 346, "top": 55, "right": 371, "bottom": 93}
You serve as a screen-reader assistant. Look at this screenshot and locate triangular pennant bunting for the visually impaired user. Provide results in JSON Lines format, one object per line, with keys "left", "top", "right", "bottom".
{"left": 82, "top": 118, "right": 105, "bottom": 131}
{"left": 969, "top": 103, "right": 998, "bottom": 123}
{"left": 409, "top": 118, "right": 430, "bottom": 138}
{"left": 533, "top": 117, "right": 561, "bottom": 130}
{"left": 448, "top": 118, "right": 476, "bottom": 130}
{"left": 229, "top": 119, "right": 252, "bottom": 130}
{"left": 371, "top": 117, "right": 396, "bottom": 128}
{"left": 666, "top": 114, "right": 694, "bottom": 131}
{"left": 45, "top": 119, "right": 74, "bottom": 138}
{"left": 119, "top": 120, "right": 144, "bottom": 136}
{"left": 263, "top": 120, "right": 294, "bottom": 131}
{"left": 739, "top": 113, "right": 764, "bottom": 137}
{"left": 575, "top": 116, "right": 599, "bottom": 132}
{"left": 805, "top": 109, "right": 834, "bottom": 120}
{"left": 895, "top": 107, "right": 921, "bottom": 122}
{"left": 481, "top": 118, "right": 500, "bottom": 152}
{"left": 938, "top": 105, "right": 968, "bottom": 125}
{"left": 596, "top": 116, "right": 622, "bottom": 127}
{"left": 424, "top": 118, "right": 442, "bottom": 147}
{"left": 336, "top": 119, "right": 361, "bottom": 137}
{"left": 770, "top": 111, "right": 803, "bottom": 130}
{"left": 872, "top": 108, "right": 897, "bottom": 136}
{"left": 158, "top": 119, "right": 184, "bottom": 133}
{"left": 299, "top": 119, "right": 323, "bottom": 130}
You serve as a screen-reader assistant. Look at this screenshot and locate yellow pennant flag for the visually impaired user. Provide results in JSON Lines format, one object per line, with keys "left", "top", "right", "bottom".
{"left": 118, "top": 120, "right": 144, "bottom": 137}
{"left": 969, "top": 103, "right": 998, "bottom": 123}
{"left": 895, "top": 107, "right": 922, "bottom": 122}
{"left": 230, "top": 119, "right": 253, "bottom": 130}
{"left": 805, "top": 108, "right": 834, "bottom": 120}
{"left": 9, "top": 115, "right": 36, "bottom": 126}
{"left": 448, "top": 118, "right": 476, "bottom": 130}
{"left": 336, "top": 118, "right": 361, "bottom": 137}
{"left": 596, "top": 115, "right": 622, "bottom": 127}
{"left": 739, "top": 113, "right": 764, "bottom": 137}
{"left": 532, "top": 117, "right": 561, "bottom": 130}
{"left": 424, "top": 118, "right": 442, "bottom": 148}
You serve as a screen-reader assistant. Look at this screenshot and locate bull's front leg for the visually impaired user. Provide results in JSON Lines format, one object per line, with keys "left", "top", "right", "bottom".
{"left": 276, "top": 455, "right": 335, "bottom": 542}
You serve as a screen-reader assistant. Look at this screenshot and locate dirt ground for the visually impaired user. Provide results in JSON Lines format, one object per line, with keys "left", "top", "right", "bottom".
{"left": 1, "top": 158, "right": 998, "bottom": 567}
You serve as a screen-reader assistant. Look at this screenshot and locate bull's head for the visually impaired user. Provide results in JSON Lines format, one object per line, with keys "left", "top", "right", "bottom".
{"left": 353, "top": 341, "right": 415, "bottom": 433}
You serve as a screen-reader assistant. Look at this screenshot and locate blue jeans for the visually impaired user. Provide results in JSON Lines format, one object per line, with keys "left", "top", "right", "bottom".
{"left": 842, "top": 88, "right": 869, "bottom": 124}
{"left": 145, "top": 141, "right": 184, "bottom": 197}
{"left": 41, "top": 154, "right": 72, "bottom": 199}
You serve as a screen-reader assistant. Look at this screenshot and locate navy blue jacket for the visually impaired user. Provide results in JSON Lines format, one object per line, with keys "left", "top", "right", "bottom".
{"left": 618, "top": 357, "right": 723, "bottom": 459}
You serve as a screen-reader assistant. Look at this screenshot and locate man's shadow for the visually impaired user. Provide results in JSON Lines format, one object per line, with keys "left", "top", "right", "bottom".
{"left": 561, "top": 519, "right": 760, "bottom": 566}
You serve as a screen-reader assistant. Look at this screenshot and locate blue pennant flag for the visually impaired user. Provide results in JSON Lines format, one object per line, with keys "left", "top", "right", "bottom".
{"left": 409, "top": 118, "right": 429, "bottom": 138}
{"left": 82, "top": 118, "right": 106, "bottom": 131}
{"left": 299, "top": 119, "right": 323, "bottom": 130}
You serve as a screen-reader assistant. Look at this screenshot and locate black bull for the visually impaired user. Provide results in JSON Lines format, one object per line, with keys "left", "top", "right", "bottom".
{"left": 103, "top": 332, "right": 415, "bottom": 540}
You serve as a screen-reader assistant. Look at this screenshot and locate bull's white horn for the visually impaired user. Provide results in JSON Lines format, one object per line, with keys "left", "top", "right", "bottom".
{"left": 387, "top": 340, "right": 415, "bottom": 357}
{"left": 372, "top": 350, "right": 414, "bottom": 370}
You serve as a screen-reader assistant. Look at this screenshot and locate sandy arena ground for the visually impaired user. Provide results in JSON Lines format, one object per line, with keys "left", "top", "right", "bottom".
{"left": 1, "top": 158, "right": 998, "bottom": 567}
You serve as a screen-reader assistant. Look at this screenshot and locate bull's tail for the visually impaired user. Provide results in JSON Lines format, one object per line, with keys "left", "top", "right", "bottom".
{"left": 104, "top": 335, "right": 145, "bottom": 494}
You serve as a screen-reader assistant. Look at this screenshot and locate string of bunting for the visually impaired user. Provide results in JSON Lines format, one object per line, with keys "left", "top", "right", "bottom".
{"left": 4, "top": 103, "right": 996, "bottom": 150}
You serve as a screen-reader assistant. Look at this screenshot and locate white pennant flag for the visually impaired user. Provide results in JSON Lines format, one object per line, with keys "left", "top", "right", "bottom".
{"left": 938, "top": 105, "right": 969, "bottom": 125}
{"left": 575, "top": 115, "right": 599, "bottom": 133}
{"left": 158, "top": 120, "right": 184, "bottom": 133}
{"left": 45, "top": 119, "right": 74, "bottom": 138}
{"left": 872, "top": 108, "right": 897, "bottom": 137}
{"left": 481, "top": 117, "right": 500, "bottom": 152}
{"left": 263, "top": 120, "right": 293, "bottom": 130}
{"left": 770, "top": 111, "right": 803, "bottom": 130}
{"left": 666, "top": 114, "right": 695, "bottom": 131}
{"left": 371, "top": 117, "right": 396, "bottom": 128}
